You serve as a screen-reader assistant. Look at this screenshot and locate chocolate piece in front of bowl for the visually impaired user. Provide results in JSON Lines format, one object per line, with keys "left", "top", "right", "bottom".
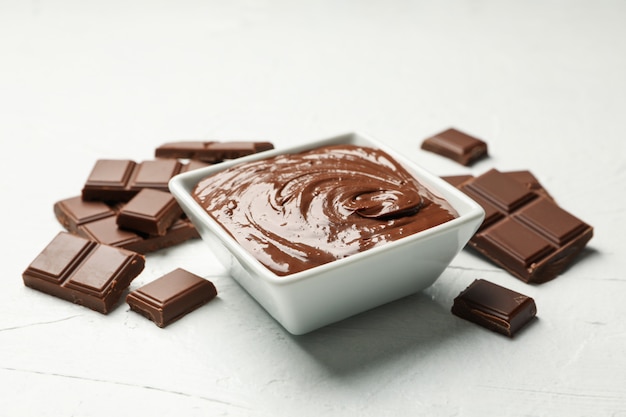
{"left": 421, "top": 128, "right": 488, "bottom": 166}
{"left": 460, "top": 169, "right": 593, "bottom": 283}
{"left": 127, "top": 268, "right": 218, "bottom": 327}
{"left": 452, "top": 279, "right": 537, "bottom": 337}
{"left": 22, "top": 232, "right": 145, "bottom": 314}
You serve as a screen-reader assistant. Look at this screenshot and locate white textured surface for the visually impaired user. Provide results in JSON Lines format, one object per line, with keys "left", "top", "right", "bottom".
{"left": 1, "top": 1, "right": 625, "bottom": 416}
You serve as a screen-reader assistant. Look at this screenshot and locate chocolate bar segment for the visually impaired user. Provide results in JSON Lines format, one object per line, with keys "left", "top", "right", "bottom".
{"left": 155, "top": 141, "right": 274, "bottom": 162}
{"left": 441, "top": 170, "right": 554, "bottom": 201}
{"left": 22, "top": 232, "right": 145, "bottom": 314}
{"left": 54, "top": 196, "right": 117, "bottom": 233}
{"left": 421, "top": 128, "right": 488, "bottom": 166}
{"left": 465, "top": 168, "right": 536, "bottom": 213}
{"left": 452, "top": 279, "right": 537, "bottom": 337}
{"left": 127, "top": 268, "right": 218, "bottom": 327}
{"left": 54, "top": 196, "right": 199, "bottom": 254}
{"left": 460, "top": 169, "right": 593, "bottom": 283}
{"left": 78, "top": 216, "right": 199, "bottom": 254}
{"left": 81, "top": 159, "right": 189, "bottom": 202}
{"left": 116, "top": 189, "right": 183, "bottom": 236}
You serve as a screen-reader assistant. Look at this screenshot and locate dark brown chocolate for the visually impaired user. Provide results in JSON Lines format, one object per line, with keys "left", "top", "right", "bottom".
{"left": 116, "top": 189, "right": 183, "bottom": 236}
{"left": 155, "top": 141, "right": 274, "bottom": 162}
{"left": 192, "top": 144, "right": 458, "bottom": 276}
{"left": 452, "top": 279, "right": 537, "bottom": 337}
{"left": 22, "top": 232, "right": 145, "bottom": 314}
{"left": 126, "top": 268, "right": 217, "bottom": 327}
{"left": 78, "top": 216, "right": 199, "bottom": 254}
{"left": 441, "top": 170, "right": 554, "bottom": 201}
{"left": 421, "top": 128, "right": 488, "bottom": 166}
{"left": 54, "top": 196, "right": 117, "bottom": 233}
{"left": 458, "top": 169, "right": 593, "bottom": 283}
{"left": 54, "top": 196, "right": 199, "bottom": 254}
{"left": 81, "top": 158, "right": 207, "bottom": 202}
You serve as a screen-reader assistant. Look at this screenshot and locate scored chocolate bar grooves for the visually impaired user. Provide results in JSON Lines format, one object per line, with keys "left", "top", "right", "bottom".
{"left": 55, "top": 196, "right": 200, "bottom": 254}
{"left": 22, "top": 232, "right": 145, "bottom": 314}
{"left": 446, "top": 169, "right": 593, "bottom": 284}
{"left": 81, "top": 158, "right": 208, "bottom": 202}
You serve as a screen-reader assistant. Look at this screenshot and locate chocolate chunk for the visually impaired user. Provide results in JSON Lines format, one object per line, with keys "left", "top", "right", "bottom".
{"left": 504, "top": 170, "right": 553, "bottom": 199}
{"left": 421, "top": 128, "right": 488, "bottom": 166}
{"left": 54, "top": 196, "right": 117, "bottom": 233}
{"left": 440, "top": 174, "right": 474, "bottom": 188}
{"left": 81, "top": 159, "right": 190, "bottom": 202}
{"left": 441, "top": 170, "right": 554, "bottom": 201}
{"left": 155, "top": 141, "right": 274, "bottom": 162}
{"left": 116, "top": 189, "right": 183, "bottom": 236}
{"left": 54, "top": 196, "right": 199, "bottom": 253}
{"left": 466, "top": 168, "right": 536, "bottom": 212}
{"left": 459, "top": 169, "right": 593, "bottom": 283}
{"left": 452, "top": 279, "right": 537, "bottom": 337}
{"left": 22, "top": 232, "right": 145, "bottom": 314}
{"left": 78, "top": 216, "right": 199, "bottom": 254}
{"left": 127, "top": 268, "right": 217, "bottom": 327}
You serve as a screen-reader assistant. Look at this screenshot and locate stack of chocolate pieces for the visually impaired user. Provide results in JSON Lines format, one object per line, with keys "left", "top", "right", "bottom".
{"left": 55, "top": 141, "right": 275, "bottom": 254}
{"left": 24, "top": 141, "right": 274, "bottom": 324}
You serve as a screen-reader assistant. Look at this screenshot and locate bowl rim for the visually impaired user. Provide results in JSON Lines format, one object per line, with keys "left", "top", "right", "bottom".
{"left": 169, "top": 131, "right": 485, "bottom": 285}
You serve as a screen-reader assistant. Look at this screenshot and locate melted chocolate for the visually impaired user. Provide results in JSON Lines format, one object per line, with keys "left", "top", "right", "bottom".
{"left": 193, "top": 145, "right": 458, "bottom": 276}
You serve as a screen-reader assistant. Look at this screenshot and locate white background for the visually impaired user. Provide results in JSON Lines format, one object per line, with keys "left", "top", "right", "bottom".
{"left": 2, "top": 1, "right": 625, "bottom": 416}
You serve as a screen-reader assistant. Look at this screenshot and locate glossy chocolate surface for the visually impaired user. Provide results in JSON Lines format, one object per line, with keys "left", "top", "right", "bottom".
{"left": 127, "top": 268, "right": 218, "bottom": 327}
{"left": 421, "top": 128, "right": 488, "bottom": 166}
{"left": 81, "top": 158, "right": 205, "bottom": 202}
{"left": 193, "top": 144, "right": 458, "bottom": 276}
{"left": 22, "top": 232, "right": 145, "bottom": 314}
{"left": 54, "top": 196, "right": 199, "bottom": 254}
{"left": 117, "top": 189, "right": 183, "bottom": 236}
{"left": 456, "top": 169, "right": 593, "bottom": 283}
{"left": 452, "top": 279, "right": 537, "bottom": 337}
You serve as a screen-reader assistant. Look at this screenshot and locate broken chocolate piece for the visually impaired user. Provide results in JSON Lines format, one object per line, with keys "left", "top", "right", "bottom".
{"left": 127, "top": 268, "right": 218, "bottom": 327}
{"left": 77, "top": 216, "right": 199, "bottom": 254}
{"left": 116, "top": 189, "right": 183, "bottom": 236}
{"left": 460, "top": 169, "right": 593, "bottom": 283}
{"left": 22, "top": 232, "right": 145, "bottom": 314}
{"left": 452, "top": 279, "right": 537, "bottom": 337}
{"left": 81, "top": 158, "right": 195, "bottom": 202}
{"left": 421, "top": 128, "right": 488, "bottom": 166}
{"left": 54, "top": 196, "right": 117, "bottom": 233}
{"left": 155, "top": 141, "right": 274, "bottom": 162}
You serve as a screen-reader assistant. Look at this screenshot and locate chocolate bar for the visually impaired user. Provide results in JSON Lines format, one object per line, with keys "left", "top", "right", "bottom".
{"left": 421, "top": 128, "right": 488, "bottom": 166}
{"left": 54, "top": 196, "right": 199, "bottom": 254}
{"left": 155, "top": 141, "right": 274, "bottom": 162}
{"left": 81, "top": 158, "right": 206, "bottom": 202}
{"left": 116, "top": 189, "right": 183, "bottom": 236}
{"left": 458, "top": 169, "right": 593, "bottom": 283}
{"left": 452, "top": 279, "right": 537, "bottom": 337}
{"left": 22, "top": 232, "right": 145, "bottom": 314}
{"left": 126, "top": 268, "right": 217, "bottom": 327}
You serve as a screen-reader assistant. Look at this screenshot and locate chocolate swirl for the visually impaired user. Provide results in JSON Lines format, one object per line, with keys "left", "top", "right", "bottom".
{"left": 193, "top": 145, "right": 457, "bottom": 276}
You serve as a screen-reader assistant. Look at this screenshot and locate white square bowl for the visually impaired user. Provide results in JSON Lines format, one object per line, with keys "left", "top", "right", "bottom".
{"left": 169, "top": 132, "right": 484, "bottom": 335}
